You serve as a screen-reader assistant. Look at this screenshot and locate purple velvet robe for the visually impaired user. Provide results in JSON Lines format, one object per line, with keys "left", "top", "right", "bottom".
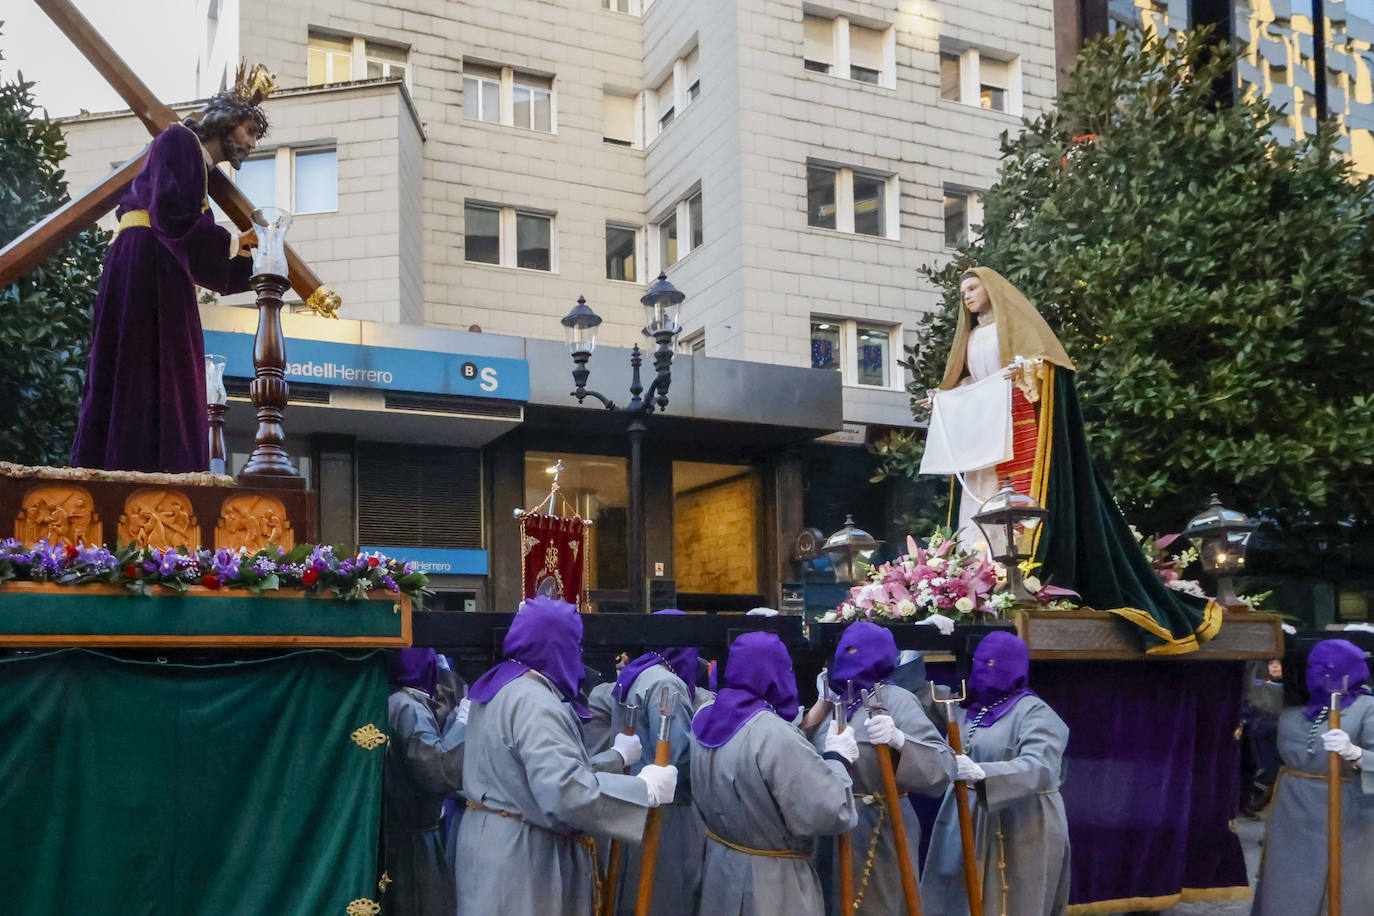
{"left": 70, "top": 122, "right": 252, "bottom": 473}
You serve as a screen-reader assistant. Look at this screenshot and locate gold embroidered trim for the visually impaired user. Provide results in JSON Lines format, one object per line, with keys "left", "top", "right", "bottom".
{"left": 307, "top": 286, "right": 342, "bottom": 319}
{"left": 345, "top": 900, "right": 381, "bottom": 916}
{"left": 350, "top": 724, "right": 388, "bottom": 750}
{"left": 378, "top": 871, "right": 392, "bottom": 894}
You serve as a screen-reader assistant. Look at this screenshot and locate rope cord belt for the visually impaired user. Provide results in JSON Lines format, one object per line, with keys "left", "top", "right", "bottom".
{"left": 704, "top": 824, "right": 809, "bottom": 860}
{"left": 1280, "top": 764, "right": 1354, "bottom": 781}
{"left": 117, "top": 209, "right": 151, "bottom": 234}
{"left": 466, "top": 800, "right": 604, "bottom": 911}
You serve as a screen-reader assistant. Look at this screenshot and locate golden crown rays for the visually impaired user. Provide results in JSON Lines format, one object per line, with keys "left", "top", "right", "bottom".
{"left": 232, "top": 60, "right": 278, "bottom": 106}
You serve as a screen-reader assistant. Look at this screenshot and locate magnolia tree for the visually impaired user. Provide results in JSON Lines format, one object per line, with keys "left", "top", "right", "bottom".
{"left": 0, "top": 39, "right": 108, "bottom": 465}
{"left": 898, "top": 28, "right": 1374, "bottom": 536}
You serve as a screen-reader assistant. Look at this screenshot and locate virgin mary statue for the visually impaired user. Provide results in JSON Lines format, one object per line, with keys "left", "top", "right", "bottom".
{"left": 920, "top": 267, "right": 1221, "bottom": 655}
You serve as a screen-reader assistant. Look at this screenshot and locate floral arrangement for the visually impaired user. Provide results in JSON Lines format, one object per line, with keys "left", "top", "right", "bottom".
{"left": 0, "top": 539, "right": 429, "bottom": 600}
{"left": 820, "top": 532, "right": 1077, "bottom": 630}
{"left": 1135, "top": 530, "right": 1206, "bottom": 598}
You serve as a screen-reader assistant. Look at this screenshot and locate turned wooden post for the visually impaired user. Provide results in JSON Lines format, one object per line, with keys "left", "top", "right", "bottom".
{"left": 238, "top": 271, "right": 301, "bottom": 486}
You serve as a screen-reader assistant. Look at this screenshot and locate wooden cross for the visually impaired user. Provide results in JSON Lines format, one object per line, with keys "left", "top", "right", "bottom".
{"left": 0, "top": 0, "right": 341, "bottom": 318}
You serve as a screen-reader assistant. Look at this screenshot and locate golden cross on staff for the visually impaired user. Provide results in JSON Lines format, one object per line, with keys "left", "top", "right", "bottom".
{"left": 0, "top": 0, "right": 341, "bottom": 318}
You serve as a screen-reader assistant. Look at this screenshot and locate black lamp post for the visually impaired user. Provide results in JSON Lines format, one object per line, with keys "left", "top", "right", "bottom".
{"left": 972, "top": 478, "right": 1049, "bottom": 603}
{"left": 561, "top": 273, "right": 685, "bottom": 612}
{"left": 1182, "top": 494, "right": 1258, "bottom": 611}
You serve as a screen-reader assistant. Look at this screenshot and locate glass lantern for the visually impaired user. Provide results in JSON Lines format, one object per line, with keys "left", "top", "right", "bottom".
{"left": 561, "top": 296, "right": 603, "bottom": 355}
{"left": 823, "top": 514, "right": 879, "bottom": 584}
{"left": 972, "top": 480, "right": 1049, "bottom": 601}
{"left": 640, "top": 272, "right": 685, "bottom": 337}
{"left": 249, "top": 207, "right": 292, "bottom": 278}
{"left": 1182, "top": 494, "right": 1258, "bottom": 609}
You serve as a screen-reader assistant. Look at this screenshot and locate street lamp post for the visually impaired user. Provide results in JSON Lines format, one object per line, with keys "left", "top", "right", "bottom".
{"left": 561, "top": 273, "right": 685, "bottom": 612}
{"left": 1181, "top": 494, "right": 1258, "bottom": 611}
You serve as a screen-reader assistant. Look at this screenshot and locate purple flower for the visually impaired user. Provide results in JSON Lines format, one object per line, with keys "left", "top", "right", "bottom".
{"left": 381, "top": 574, "right": 398, "bottom": 593}
{"left": 251, "top": 556, "right": 277, "bottom": 576}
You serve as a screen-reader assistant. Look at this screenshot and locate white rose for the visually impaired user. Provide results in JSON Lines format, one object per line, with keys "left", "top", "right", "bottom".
{"left": 1023, "top": 576, "right": 1042, "bottom": 593}
{"left": 928, "top": 557, "right": 946, "bottom": 571}
{"left": 896, "top": 598, "right": 916, "bottom": 618}
{"left": 954, "top": 596, "right": 975, "bottom": 613}
{"left": 819, "top": 611, "right": 839, "bottom": 623}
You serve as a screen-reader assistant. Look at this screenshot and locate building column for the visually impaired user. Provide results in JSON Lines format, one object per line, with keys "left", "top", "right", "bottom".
{"left": 489, "top": 431, "right": 526, "bottom": 612}
{"left": 311, "top": 434, "right": 357, "bottom": 553}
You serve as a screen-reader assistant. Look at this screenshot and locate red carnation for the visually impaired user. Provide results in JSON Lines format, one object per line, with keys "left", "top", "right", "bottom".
{"left": 64, "top": 543, "right": 79, "bottom": 560}
{"left": 367, "top": 557, "right": 380, "bottom": 568}
{"left": 201, "top": 573, "right": 221, "bottom": 590}
{"left": 124, "top": 565, "right": 138, "bottom": 580}
{"left": 302, "top": 568, "right": 319, "bottom": 586}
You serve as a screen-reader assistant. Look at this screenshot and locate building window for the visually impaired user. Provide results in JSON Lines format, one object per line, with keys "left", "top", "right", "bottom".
{"left": 293, "top": 148, "right": 338, "bottom": 214}
{"left": 308, "top": 31, "right": 410, "bottom": 86}
{"left": 655, "top": 187, "right": 703, "bottom": 271}
{"left": 603, "top": 90, "right": 638, "bottom": 146}
{"left": 650, "top": 44, "right": 701, "bottom": 141}
{"left": 465, "top": 202, "right": 555, "bottom": 271}
{"left": 513, "top": 75, "right": 553, "bottom": 132}
{"left": 802, "top": 14, "right": 893, "bottom": 87}
{"left": 606, "top": 224, "right": 638, "bottom": 282}
{"left": 856, "top": 325, "right": 891, "bottom": 387}
{"left": 806, "top": 163, "right": 896, "bottom": 239}
{"left": 235, "top": 155, "right": 276, "bottom": 212}
{"left": 464, "top": 204, "right": 501, "bottom": 265}
{"left": 463, "top": 64, "right": 501, "bottom": 123}
{"left": 940, "top": 44, "right": 1022, "bottom": 116}
{"left": 943, "top": 188, "right": 983, "bottom": 247}
{"left": 678, "top": 330, "right": 705, "bottom": 356}
{"left": 811, "top": 319, "right": 841, "bottom": 370}
{"left": 220, "top": 146, "right": 338, "bottom": 219}
{"left": 811, "top": 317, "right": 900, "bottom": 388}
{"left": 602, "top": 0, "right": 631, "bottom": 11}
{"left": 463, "top": 61, "right": 557, "bottom": 133}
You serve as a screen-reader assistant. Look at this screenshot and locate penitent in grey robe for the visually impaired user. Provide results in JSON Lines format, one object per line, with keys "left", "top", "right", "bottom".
{"left": 608, "top": 664, "right": 707, "bottom": 916}
{"left": 921, "top": 698, "right": 1071, "bottom": 916}
{"left": 1252, "top": 694, "right": 1374, "bottom": 916}
{"left": 691, "top": 711, "right": 859, "bottom": 916}
{"left": 384, "top": 687, "right": 466, "bottom": 916}
{"left": 455, "top": 671, "right": 650, "bottom": 916}
{"left": 810, "top": 686, "right": 956, "bottom": 915}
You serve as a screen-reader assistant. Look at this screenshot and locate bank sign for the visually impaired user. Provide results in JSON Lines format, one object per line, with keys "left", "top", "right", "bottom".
{"left": 203, "top": 330, "right": 530, "bottom": 401}
{"left": 359, "top": 546, "right": 488, "bottom": 576}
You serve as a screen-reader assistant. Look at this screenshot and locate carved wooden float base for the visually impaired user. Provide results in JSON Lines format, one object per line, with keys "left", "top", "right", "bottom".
{"left": 0, "top": 582, "right": 411, "bottom": 648}
{"left": 1015, "top": 608, "right": 1283, "bottom": 661}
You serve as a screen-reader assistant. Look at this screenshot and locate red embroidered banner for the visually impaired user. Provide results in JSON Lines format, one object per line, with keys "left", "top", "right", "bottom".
{"left": 520, "top": 513, "right": 589, "bottom": 608}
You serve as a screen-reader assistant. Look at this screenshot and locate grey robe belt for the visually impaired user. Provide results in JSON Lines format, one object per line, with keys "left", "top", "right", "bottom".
{"left": 704, "top": 824, "right": 809, "bottom": 860}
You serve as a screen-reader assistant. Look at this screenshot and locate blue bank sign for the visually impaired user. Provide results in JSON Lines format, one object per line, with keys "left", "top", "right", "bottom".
{"left": 360, "top": 547, "right": 488, "bottom": 576}
{"left": 204, "top": 330, "right": 530, "bottom": 401}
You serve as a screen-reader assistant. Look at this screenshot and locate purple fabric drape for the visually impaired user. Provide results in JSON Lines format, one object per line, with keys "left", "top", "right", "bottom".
{"left": 1304, "top": 638, "right": 1370, "bottom": 720}
{"left": 468, "top": 596, "right": 588, "bottom": 716}
{"left": 71, "top": 122, "right": 253, "bottom": 473}
{"left": 612, "top": 608, "right": 698, "bottom": 703}
{"left": 828, "top": 621, "right": 897, "bottom": 721}
{"left": 1033, "top": 660, "right": 1249, "bottom": 907}
{"left": 692, "top": 631, "right": 798, "bottom": 748}
{"left": 964, "top": 630, "right": 1036, "bottom": 726}
{"left": 389, "top": 648, "right": 438, "bottom": 696}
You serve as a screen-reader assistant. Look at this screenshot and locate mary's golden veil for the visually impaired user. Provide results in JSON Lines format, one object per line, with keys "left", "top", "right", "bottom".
{"left": 936, "top": 266, "right": 1075, "bottom": 390}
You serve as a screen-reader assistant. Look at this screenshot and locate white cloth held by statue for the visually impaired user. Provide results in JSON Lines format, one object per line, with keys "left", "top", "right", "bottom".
{"left": 920, "top": 370, "right": 1013, "bottom": 476}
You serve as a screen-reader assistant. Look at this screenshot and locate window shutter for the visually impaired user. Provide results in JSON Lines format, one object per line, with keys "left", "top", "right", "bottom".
{"left": 357, "top": 444, "right": 483, "bottom": 549}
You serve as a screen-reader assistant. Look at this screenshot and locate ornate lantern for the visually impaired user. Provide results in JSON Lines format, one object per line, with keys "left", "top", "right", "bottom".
{"left": 973, "top": 479, "right": 1049, "bottom": 602}
{"left": 1182, "top": 494, "right": 1258, "bottom": 609}
{"left": 823, "top": 515, "right": 879, "bottom": 584}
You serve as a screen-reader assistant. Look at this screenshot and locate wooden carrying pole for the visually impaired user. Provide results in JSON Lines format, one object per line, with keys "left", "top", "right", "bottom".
{"left": 0, "top": 0, "right": 337, "bottom": 315}
{"left": 600, "top": 711, "right": 636, "bottom": 916}
{"left": 941, "top": 685, "right": 983, "bottom": 916}
{"left": 1328, "top": 691, "right": 1343, "bottom": 916}
{"left": 865, "top": 688, "right": 923, "bottom": 916}
{"left": 831, "top": 678, "right": 855, "bottom": 915}
{"left": 634, "top": 703, "right": 675, "bottom": 916}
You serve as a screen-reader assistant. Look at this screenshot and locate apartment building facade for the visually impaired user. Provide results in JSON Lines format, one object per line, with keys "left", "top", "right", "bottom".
{"left": 57, "top": 0, "right": 1058, "bottom": 612}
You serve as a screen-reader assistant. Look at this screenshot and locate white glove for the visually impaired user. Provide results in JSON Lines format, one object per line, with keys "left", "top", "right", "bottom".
{"left": 1281, "top": 623, "right": 1297, "bottom": 635}
{"left": 613, "top": 732, "right": 643, "bottom": 767}
{"left": 824, "top": 719, "right": 859, "bottom": 763}
{"left": 638, "top": 764, "right": 678, "bottom": 806}
{"left": 863, "top": 712, "right": 905, "bottom": 751}
{"left": 1322, "top": 728, "right": 1364, "bottom": 762}
{"left": 456, "top": 697, "right": 470, "bottom": 727}
{"left": 919, "top": 613, "right": 956, "bottom": 636}
{"left": 956, "top": 754, "right": 986, "bottom": 783}
{"left": 816, "top": 668, "right": 837, "bottom": 703}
